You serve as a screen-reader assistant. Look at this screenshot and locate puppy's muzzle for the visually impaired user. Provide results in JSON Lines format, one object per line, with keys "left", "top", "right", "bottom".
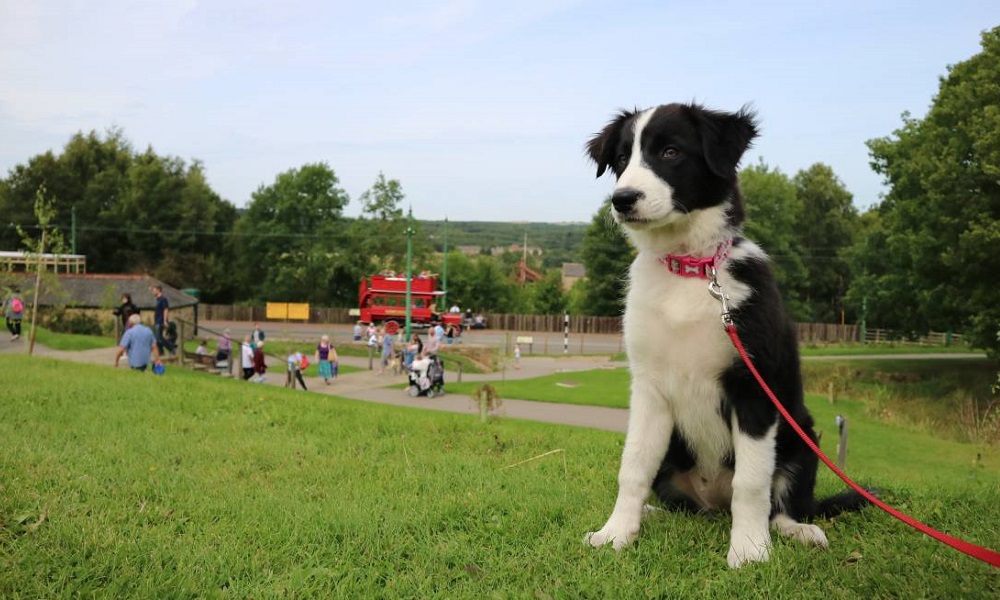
{"left": 612, "top": 188, "right": 643, "bottom": 215}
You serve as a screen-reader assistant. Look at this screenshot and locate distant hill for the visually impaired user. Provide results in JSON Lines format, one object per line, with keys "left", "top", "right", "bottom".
{"left": 419, "top": 220, "right": 587, "bottom": 268}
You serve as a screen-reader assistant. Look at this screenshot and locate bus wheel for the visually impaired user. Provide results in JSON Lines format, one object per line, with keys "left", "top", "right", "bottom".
{"left": 385, "top": 320, "right": 400, "bottom": 335}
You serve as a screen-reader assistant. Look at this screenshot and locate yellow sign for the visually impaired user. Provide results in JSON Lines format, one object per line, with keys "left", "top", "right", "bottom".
{"left": 266, "top": 302, "right": 310, "bottom": 321}
{"left": 266, "top": 302, "right": 287, "bottom": 320}
{"left": 287, "top": 303, "right": 310, "bottom": 320}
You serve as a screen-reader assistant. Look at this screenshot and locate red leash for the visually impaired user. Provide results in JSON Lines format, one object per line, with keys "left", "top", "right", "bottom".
{"left": 725, "top": 323, "right": 1000, "bottom": 567}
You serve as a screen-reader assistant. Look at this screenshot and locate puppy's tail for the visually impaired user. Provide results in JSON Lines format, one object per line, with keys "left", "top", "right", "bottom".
{"left": 813, "top": 488, "right": 874, "bottom": 519}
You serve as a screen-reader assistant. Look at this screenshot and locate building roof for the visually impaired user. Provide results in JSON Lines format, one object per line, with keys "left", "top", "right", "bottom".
{"left": 3, "top": 273, "right": 198, "bottom": 309}
{"left": 562, "top": 262, "right": 586, "bottom": 278}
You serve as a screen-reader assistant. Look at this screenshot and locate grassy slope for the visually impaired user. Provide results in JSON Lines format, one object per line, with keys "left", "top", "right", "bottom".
{"left": 1, "top": 356, "right": 997, "bottom": 598}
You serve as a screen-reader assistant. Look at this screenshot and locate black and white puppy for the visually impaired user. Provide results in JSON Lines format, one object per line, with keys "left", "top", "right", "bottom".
{"left": 583, "top": 103, "right": 866, "bottom": 568}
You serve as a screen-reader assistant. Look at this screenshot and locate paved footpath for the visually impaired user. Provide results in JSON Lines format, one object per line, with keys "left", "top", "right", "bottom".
{"left": 0, "top": 334, "right": 631, "bottom": 433}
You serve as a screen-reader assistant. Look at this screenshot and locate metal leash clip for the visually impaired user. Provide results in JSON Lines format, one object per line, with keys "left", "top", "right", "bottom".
{"left": 707, "top": 266, "right": 733, "bottom": 328}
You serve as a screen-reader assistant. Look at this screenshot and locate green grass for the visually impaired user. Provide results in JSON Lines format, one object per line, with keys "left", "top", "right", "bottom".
{"left": 448, "top": 359, "right": 999, "bottom": 444}
{"left": 449, "top": 367, "right": 632, "bottom": 408}
{"left": 27, "top": 326, "right": 117, "bottom": 351}
{"left": 1, "top": 356, "right": 998, "bottom": 598}
{"left": 800, "top": 342, "right": 978, "bottom": 356}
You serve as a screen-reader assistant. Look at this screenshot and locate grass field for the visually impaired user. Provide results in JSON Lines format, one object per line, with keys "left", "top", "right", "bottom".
{"left": 447, "top": 359, "right": 999, "bottom": 444}
{"left": 1, "top": 356, "right": 997, "bottom": 598}
{"left": 27, "top": 326, "right": 117, "bottom": 351}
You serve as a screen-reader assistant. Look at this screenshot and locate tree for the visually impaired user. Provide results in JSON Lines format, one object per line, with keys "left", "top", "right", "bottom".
{"left": 355, "top": 172, "right": 407, "bottom": 272}
{"left": 579, "top": 200, "right": 633, "bottom": 317}
{"left": 530, "top": 269, "right": 567, "bottom": 314}
{"left": 792, "top": 163, "right": 858, "bottom": 322}
{"left": 738, "top": 161, "right": 809, "bottom": 319}
{"left": 233, "top": 163, "right": 351, "bottom": 304}
{"left": 0, "top": 129, "right": 239, "bottom": 300}
{"left": 859, "top": 26, "right": 1000, "bottom": 353}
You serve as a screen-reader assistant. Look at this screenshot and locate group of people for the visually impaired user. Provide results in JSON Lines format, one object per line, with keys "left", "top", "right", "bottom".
{"left": 112, "top": 286, "right": 173, "bottom": 371}
{"left": 113, "top": 286, "right": 175, "bottom": 358}
{"left": 357, "top": 320, "right": 443, "bottom": 382}
{"left": 285, "top": 334, "right": 340, "bottom": 390}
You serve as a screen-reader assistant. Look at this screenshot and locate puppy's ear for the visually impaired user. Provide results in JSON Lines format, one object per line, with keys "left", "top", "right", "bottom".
{"left": 694, "top": 105, "right": 759, "bottom": 177}
{"left": 586, "top": 110, "right": 636, "bottom": 178}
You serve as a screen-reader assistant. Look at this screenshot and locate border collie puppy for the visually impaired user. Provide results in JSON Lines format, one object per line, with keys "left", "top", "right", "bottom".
{"left": 583, "top": 103, "right": 866, "bottom": 568}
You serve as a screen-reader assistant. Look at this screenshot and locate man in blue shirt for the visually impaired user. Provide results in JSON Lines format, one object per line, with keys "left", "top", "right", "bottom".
{"left": 114, "top": 314, "right": 161, "bottom": 371}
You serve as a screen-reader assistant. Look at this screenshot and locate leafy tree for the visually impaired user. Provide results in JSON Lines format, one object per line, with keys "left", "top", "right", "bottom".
{"left": 233, "top": 163, "right": 351, "bottom": 304}
{"left": 0, "top": 129, "right": 133, "bottom": 270}
{"left": 738, "top": 162, "right": 809, "bottom": 318}
{"left": 0, "top": 129, "right": 239, "bottom": 300}
{"left": 579, "top": 200, "right": 633, "bottom": 317}
{"left": 792, "top": 163, "right": 858, "bottom": 322}
{"left": 530, "top": 269, "right": 567, "bottom": 314}
{"left": 860, "top": 26, "right": 1000, "bottom": 353}
{"left": 355, "top": 172, "right": 407, "bottom": 272}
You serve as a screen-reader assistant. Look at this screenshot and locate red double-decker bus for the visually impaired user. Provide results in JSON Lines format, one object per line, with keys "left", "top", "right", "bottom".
{"left": 358, "top": 272, "right": 462, "bottom": 334}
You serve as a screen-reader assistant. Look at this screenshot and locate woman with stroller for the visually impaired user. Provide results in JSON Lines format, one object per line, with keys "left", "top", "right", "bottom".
{"left": 404, "top": 333, "right": 422, "bottom": 370}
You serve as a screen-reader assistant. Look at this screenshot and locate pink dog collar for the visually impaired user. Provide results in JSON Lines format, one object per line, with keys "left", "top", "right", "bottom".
{"left": 659, "top": 238, "right": 733, "bottom": 279}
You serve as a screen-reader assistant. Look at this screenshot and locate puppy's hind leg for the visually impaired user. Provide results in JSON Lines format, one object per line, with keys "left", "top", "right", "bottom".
{"left": 585, "top": 382, "right": 673, "bottom": 551}
{"left": 771, "top": 513, "right": 828, "bottom": 548}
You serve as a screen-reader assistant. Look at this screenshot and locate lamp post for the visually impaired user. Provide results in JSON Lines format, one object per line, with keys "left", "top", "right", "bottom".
{"left": 404, "top": 207, "right": 415, "bottom": 338}
{"left": 441, "top": 217, "right": 449, "bottom": 310}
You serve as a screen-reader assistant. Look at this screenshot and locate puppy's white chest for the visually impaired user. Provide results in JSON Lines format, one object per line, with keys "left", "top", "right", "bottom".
{"left": 623, "top": 258, "right": 737, "bottom": 376}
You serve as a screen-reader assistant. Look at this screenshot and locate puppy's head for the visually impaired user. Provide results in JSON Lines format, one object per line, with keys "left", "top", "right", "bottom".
{"left": 586, "top": 103, "right": 758, "bottom": 230}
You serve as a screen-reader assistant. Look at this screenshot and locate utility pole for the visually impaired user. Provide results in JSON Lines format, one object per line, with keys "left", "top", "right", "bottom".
{"left": 71, "top": 205, "right": 77, "bottom": 255}
{"left": 404, "top": 207, "right": 414, "bottom": 338}
{"left": 441, "top": 217, "right": 449, "bottom": 309}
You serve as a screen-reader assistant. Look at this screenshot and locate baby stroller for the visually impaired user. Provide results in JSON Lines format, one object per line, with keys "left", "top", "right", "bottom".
{"left": 407, "top": 355, "right": 445, "bottom": 398}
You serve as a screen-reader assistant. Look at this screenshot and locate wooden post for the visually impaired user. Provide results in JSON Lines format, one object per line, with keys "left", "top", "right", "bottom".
{"left": 27, "top": 229, "right": 46, "bottom": 356}
{"left": 836, "top": 415, "right": 848, "bottom": 469}
{"left": 179, "top": 320, "right": 186, "bottom": 366}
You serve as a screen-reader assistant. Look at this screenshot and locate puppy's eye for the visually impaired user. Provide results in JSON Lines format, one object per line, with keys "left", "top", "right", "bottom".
{"left": 615, "top": 154, "right": 629, "bottom": 168}
{"left": 661, "top": 147, "right": 680, "bottom": 159}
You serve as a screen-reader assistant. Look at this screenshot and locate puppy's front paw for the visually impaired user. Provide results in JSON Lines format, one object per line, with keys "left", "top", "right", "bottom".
{"left": 727, "top": 530, "right": 771, "bottom": 568}
{"left": 584, "top": 520, "right": 639, "bottom": 550}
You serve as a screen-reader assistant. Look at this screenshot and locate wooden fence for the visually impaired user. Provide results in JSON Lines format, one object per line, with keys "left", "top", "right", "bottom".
{"left": 200, "top": 304, "right": 875, "bottom": 343}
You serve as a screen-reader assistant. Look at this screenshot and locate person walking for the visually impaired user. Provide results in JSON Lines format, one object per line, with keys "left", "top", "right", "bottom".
{"left": 378, "top": 328, "right": 395, "bottom": 375}
{"left": 114, "top": 314, "right": 160, "bottom": 371}
{"left": 4, "top": 287, "right": 24, "bottom": 341}
{"left": 252, "top": 323, "right": 266, "bottom": 348}
{"left": 286, "top": 348, "right": 307, "bottom": 390}
{"left": 316, "top": 335, "right": 338, "bottom": 384}
{"left": 150, "top": 284, "right": 175, "bottom": 356}
{"left": 251, "top": 341, "right": 267, "bottom": 383}
{"left": 240, "top": 335, "right": 255, "bottom": 380}
{"left": 112, "top": 293, "right": 139, "bottom": 333}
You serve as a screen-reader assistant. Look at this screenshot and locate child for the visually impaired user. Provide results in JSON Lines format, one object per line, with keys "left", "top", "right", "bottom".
{"left": 286, "top": 348, "right": 307, "bottom": 390}
{"left": 513, "top": 343, "right": 521, "bottom": 369}
{"left": 196, "top": 339, "right": 209, "bottom": 356}
{"left": 241, "top": 335, "right": 255, "bottom": 380}
{"left": 251, "top": 342, "right": 267, "bottom": 383}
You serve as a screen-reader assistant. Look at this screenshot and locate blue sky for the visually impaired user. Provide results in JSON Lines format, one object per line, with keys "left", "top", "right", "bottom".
{"left": 0, "top": 1, "right": 995, "bottom": 222}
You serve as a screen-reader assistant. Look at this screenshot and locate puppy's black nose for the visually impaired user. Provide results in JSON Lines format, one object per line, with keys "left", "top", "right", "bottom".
{"left": 611, "top": 189, "right": 642, "bottom": 213}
